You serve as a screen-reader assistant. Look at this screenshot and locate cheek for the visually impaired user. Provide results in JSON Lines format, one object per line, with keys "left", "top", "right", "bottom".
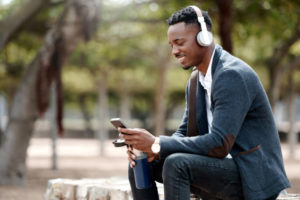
{"left": 185, "top": 39, "right": 200, "bottom": 53}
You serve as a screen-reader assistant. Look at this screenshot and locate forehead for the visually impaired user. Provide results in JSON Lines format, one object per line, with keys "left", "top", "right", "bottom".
{"left": 167, "top": 22, "right": 198, "bottom": 41}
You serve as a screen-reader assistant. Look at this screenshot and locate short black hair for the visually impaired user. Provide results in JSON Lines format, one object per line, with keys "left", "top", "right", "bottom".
{"left": 167, "top": 6, "right": 212, "bottom": 31}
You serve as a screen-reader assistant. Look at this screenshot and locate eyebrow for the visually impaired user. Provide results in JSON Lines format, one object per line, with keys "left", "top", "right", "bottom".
{"left": 168, "top": 36, "right": 185, "bottom": 45}
{"left": 170, "top": 38, "right": 184, "bottom": 44}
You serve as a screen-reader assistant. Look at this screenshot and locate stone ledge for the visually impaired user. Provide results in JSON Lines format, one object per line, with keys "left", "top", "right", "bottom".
{"left": 44, "top": 177, "right": 300, "bottom": 200}
{"left": 45, "top": 177, "right": 164, "bottom": 200}
{"left": 278, "top": 194, "right": 300, "bottom": 200}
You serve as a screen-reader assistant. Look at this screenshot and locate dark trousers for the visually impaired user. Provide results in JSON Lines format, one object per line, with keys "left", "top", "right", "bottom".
{"left": 129, "top": 153, "right": 244, "bottom": 200}
{"left": 128, "top": 153, "right": 280, "bottom": 200}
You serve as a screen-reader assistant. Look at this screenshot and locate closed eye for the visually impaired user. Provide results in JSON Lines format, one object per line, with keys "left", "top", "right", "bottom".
{"left": 175, "top": 39, "right": 184, "bottom": 46}
{"left": 177, "top": 41, "right": 184, "bottom": 46}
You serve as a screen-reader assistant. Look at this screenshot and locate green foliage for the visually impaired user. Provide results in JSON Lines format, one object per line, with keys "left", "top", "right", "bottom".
{"left": 0, "top": 0, "right": 24, "bottom": 20}
{"left": 0, "top": 0, "right": 63, "bottom": 98}
{"left": 1, "top": 0, "right": 300, "bottom": 119}
{"left": 0, "top": 39, "right": 39, "bottom": 97}
{"left": 234, "top": 0, "right": 300, "bottom": 57}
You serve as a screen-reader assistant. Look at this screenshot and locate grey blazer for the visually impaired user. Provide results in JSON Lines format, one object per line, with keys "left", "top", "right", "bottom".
{"left": 159, "top": 45, "right": 290, "bottom": 200}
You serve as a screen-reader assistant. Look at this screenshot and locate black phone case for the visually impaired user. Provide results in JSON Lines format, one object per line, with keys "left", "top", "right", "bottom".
{"left": 112, "top": 139, "right": 127, "bottom": 147}
{"left": 110, "top": 118, "right": 128, "bottom": 135}
{"left": 110, "top": 118, "right": 128, "bottom": 147}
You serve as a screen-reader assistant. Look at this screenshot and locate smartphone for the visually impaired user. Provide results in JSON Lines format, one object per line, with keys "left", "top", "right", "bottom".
{"left": 110, "top": 118, "right": 128, "bottom": 147}
{"left": 110, "top": 118, "right": 127, "bottom": 129}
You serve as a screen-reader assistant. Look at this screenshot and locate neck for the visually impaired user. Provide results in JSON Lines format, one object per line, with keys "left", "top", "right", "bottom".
{"left": 196, "top": 44, "right": 215, "bottom": 76}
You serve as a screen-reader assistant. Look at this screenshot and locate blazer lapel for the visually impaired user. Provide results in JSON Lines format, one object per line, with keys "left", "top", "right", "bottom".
{"left": 210, "top": 45, "right": 222, "bottom": 112}
{"left": 196, "top": 74, "right": 209, "bottom": 135}
{"left": 211, "top": 44, "right": 222, "bottom": 77}
{"left": 194, "top": 44, "right": 223, "bottom": 135}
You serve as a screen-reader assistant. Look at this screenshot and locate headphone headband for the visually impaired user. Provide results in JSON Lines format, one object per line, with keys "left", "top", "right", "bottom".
{"left": 189, "top": 5, "right": 213, "bottom": 46}
{"left": 189, "top": 5, "right": 203, "bottom": 18}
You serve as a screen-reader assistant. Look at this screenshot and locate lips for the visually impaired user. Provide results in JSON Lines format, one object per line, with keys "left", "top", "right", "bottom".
{"left": 177, "top": 56, "right": 185, "bottom": 64}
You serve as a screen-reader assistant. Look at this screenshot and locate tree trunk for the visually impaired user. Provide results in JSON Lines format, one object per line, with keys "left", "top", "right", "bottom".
{"left": 267, "top": 56, "right": 300, "bottom": 109}
{"left": 266, "top": 17, "right": 300, "bottom": 109}
{"left": 216, "top": 0, "right": 233, "bottom": 54}
{"left": 153, "top": 64, "right": 169, "bottom": 136}
{"left": 153, "top": 46, "right": 171, "bottom": 136}
{"left": 0, "top": 0, "right": 50, "bottom": 52}
{"left": 0, "top": 95, "right": 7, "bottom": 146}
{"left": 78, "top": 94, "right": 94, "bottom": 137}
{"left": 97, "top": 73, "right": 109, "bottom": 156}
{"left": 120, "top": 90, "right": 131, "bottom": 121}
{"left": 0, "top": 0, "right": 99, "bottom": 185}
{"left": 286, "top": 71, "right": 297, "bottom": 159}
{"left": 267, "top": 65, "right": 283, "bottom": 109}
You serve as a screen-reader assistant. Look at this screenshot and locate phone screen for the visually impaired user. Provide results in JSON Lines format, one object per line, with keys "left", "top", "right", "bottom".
{"left": 110, "top": 118, "right": 127, "bottom": 147}
{"left": 110, "top": 118, "right": 126, "bottom": 127}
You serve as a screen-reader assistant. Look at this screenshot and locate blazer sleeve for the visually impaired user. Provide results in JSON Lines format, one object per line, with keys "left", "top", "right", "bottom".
{"left": 159, "top": 69, "right": 252, "bottom": 159}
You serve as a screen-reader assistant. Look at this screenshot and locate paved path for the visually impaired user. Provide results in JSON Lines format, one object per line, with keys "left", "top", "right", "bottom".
{"left": 0, "top": 138, "right": 297, "bottom": 200}
{"left": 27, "top": 138, "right": 129, "bottom": 172}
{"left": 27, "top": 138, "right": 300, "bottom": 193}
{"left": 27, "top": 138, "right": 300, "bottom": 177}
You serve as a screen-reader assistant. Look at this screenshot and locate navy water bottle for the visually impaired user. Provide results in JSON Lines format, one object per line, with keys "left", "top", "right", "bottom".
{"left": 132, "top": 149, "right": 151, "bottom": 189}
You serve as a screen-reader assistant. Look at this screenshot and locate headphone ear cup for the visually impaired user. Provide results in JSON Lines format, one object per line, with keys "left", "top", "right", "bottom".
{"left": 197, "top": 31, "right": 213, "bottom": 46}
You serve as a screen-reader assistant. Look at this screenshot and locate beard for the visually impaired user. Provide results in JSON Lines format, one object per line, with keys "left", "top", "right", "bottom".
{"left": 181, "top": 65, "right": 193, "bottom": 70}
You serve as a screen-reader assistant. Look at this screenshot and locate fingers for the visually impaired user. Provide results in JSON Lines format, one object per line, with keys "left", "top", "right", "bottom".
{"left": 127, "top": 149, "right": 136, "bottom": 168}
{"left": 128, "top": 155, "right": 135, "bottom": 168}
{"left": 120, "top": 127, "right": 153, "bottom": 152}
{"left": 130, "top": 162, "right": 135, "bottom": 168}
{"left": 127, "top": 144, "right": 133, "bottom": 151}
{"left": 120, "top": 133, "right": 139, "bottom": 145}
{"left": 147, "top": 152, "right": 159, "bottom": 162}
{"left": 129, "top": 159, "right": 136, "bottom": 168}
{"left": 148, "top": 156, "right": 154, "bottom": 162}
{"left": 118, "top": 127, "right": 129, "bottom": 134}
{"left": 124, "top": 140, "right": 137, "bottom": 145}
{"left": 127, "top": 149, "right": 136, "bottom": 159}
{"left": 118, "top": 127, "right": 142, "bottom": 135}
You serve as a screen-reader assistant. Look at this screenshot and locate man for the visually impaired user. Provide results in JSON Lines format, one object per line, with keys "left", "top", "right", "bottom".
{"left": 119, "top": 5, "right": 290, "bottom": 200}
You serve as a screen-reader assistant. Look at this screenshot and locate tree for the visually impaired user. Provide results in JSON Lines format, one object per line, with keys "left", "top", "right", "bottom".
{"left": 0, "top": 0, "right": 50, "bottom": 52}
{"left": 266, "top": 16, "right": 300, "bottom": 108}
{"left": 216, "top": 0, "right": 233, "bottom": 53}
{"left": 0, "top": 0, "right": 99, "bottom": 184}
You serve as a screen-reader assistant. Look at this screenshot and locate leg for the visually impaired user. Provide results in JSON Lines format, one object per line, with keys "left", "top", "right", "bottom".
{"left": 129, "top": 159, "right": 164, "bottom": 200}
{"left": 162, "top": 153, "right": 243, "bottom": 200}
{"left": 264, "top": 193, "right": 279, "bottom": 200}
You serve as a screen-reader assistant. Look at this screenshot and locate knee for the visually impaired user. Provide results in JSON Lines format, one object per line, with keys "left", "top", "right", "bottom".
{"left": 162, "top": 153, "right": 188, "bottom": 180}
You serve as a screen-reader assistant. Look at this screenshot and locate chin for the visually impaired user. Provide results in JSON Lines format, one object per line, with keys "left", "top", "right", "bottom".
{"left": 181, "top": 65, "right": 193, "bottom": 70}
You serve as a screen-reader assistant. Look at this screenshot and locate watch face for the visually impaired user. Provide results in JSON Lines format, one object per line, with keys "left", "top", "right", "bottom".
{"left": 152, "top": 143, "right": 160, "bottom": 153}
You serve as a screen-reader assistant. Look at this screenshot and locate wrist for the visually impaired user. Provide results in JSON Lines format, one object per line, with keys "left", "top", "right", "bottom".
{"left": 151, "top": 137, "right": 160, "bottom": 154}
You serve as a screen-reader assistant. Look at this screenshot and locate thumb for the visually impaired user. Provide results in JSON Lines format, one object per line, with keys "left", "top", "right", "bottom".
{"left": 148, "top": 156, "right": 154, "bottom": 162}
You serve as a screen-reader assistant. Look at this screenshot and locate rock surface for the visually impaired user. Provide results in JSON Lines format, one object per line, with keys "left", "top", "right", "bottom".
{"left": 45, "top": 177, "right": 300, "bottom": 200}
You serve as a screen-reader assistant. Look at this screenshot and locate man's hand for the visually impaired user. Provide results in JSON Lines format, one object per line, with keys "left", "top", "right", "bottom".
{"left": 127, "top": 145, "right": 159, "bottom": 168}
{"left": 127, "top": 145, "right": 136, "bottom": 168}
{"left": 120, "top": 127, "right": 159, "bottom": 168}
{"left": 147, "top": 151, "right": 159, "bottom": 162}
{"left": 119, "top": 127, "right": 155, "bottom": 153}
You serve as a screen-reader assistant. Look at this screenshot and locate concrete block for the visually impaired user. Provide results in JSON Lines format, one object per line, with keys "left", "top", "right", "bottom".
{"left": 45, "top": 177, "right": 300, "bottom": 200}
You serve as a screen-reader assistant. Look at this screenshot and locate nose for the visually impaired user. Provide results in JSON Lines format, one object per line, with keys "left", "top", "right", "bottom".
{"left": 171, "top": 46, "right": 180, "bottom": 56}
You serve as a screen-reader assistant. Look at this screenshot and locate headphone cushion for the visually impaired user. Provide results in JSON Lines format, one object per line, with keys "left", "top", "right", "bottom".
{"left": 197, "top": 31, "right": 213, "bottom": 46}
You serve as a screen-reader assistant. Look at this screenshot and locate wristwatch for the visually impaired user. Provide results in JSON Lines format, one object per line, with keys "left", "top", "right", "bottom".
{"left": 151, "top": 137, "right": 161, "bottom": 154}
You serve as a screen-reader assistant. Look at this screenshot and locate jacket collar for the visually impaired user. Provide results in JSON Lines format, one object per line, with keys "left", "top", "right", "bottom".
{"left": 211, "top": 44, "right": 223, "bottom": 78}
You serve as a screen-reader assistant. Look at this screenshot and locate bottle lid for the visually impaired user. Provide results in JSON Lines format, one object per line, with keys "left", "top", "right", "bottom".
{"left": 132, "top": 148, "right": 145, "bottom": 157}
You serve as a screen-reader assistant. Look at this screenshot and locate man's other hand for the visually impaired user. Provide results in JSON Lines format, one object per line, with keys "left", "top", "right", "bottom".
{"left": 127, "top": 145, "right": 159, "bottom": 168}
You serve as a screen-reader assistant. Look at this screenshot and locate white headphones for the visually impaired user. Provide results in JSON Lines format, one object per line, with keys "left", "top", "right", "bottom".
{"left": 189, "top": 5, "right": 213, "bottom": 46}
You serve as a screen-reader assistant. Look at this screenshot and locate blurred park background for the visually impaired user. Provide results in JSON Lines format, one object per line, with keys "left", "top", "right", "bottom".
{"left": 0, "top": 0, "right": 300, "bottom": 199}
